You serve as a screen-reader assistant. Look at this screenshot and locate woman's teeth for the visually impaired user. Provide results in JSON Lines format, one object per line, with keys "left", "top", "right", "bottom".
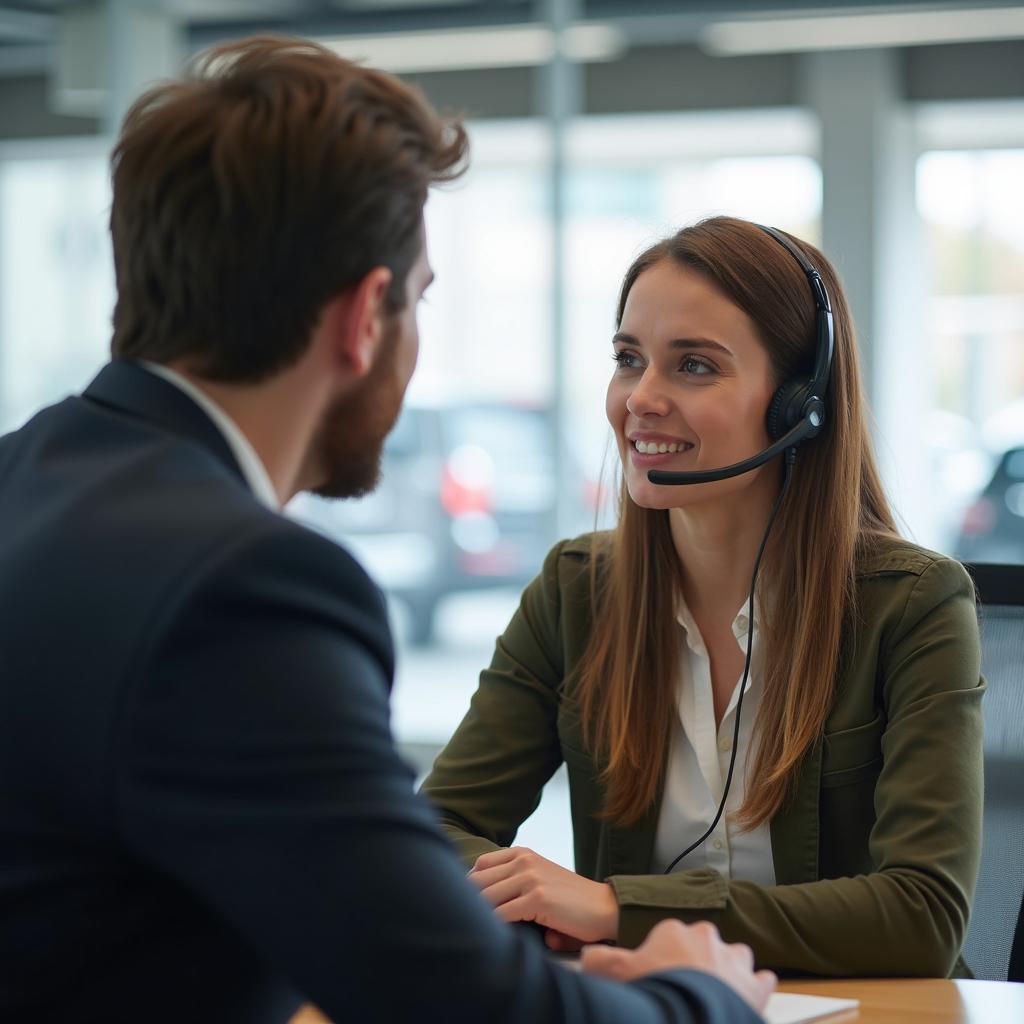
{"left": 633, "top": 440, "right": 690, "bottom": 454}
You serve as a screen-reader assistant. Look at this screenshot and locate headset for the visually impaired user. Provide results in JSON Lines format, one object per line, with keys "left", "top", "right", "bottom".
{"left": 647, "top": 224, "right": 834, "bottom": 487}
{"left": 656, "top": 224, "right": 834, "bottom": 874}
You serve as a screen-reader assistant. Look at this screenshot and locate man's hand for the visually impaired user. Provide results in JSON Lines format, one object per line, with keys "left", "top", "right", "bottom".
{"left": 580, "top": 919, "right": 776, "bottom": 1015}
{"left": 469, "top": 847, "right": 619, "bottom": 944}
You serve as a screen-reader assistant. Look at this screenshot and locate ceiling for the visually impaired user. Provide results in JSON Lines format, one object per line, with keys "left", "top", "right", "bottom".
{"left": 2, "top": 1, "right": 1022, "bottom": 48}
{"left": 1, "top": 0, "right": 1022, "bottom": 97}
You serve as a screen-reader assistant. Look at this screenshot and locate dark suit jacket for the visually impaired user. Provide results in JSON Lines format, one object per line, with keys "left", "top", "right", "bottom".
{"left": 0, "top": 360, "right": 761, "bottom": 1024}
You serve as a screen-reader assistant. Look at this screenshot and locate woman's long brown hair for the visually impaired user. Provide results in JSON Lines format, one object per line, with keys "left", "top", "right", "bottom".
{"left": 576, "top": 216, "right": 898, "bottom": 829}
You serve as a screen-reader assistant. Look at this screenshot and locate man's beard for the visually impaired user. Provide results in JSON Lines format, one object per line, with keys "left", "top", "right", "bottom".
{"left": 310, "top": 319, "right": 405, "bottom": 500}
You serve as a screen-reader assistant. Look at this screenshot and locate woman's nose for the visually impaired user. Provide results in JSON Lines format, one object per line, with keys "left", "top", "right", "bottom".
{"left": 626, "top": 368, "right": 672, "bottom": 418}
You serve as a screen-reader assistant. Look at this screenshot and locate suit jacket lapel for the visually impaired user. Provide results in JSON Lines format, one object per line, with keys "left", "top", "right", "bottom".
{"left": 83, "top": 360, "right": 247, "bottom": 490}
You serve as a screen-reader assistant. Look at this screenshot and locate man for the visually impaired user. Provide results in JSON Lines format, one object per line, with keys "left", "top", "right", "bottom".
{"left": 0, "top": 36, "right": 775, "bottom": 1023}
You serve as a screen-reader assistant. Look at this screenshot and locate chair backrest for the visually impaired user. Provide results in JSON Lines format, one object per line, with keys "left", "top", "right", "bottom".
{"left": 1011, "top": 898, "right": 1024, "bottom": 982}
{"left": 961, "top": 563, "right": 1024, "bottom": 982}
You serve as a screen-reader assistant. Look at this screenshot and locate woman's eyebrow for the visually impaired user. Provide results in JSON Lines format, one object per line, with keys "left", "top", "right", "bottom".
{"left": 613, "top": 331, "right": 733, "bottom": 356}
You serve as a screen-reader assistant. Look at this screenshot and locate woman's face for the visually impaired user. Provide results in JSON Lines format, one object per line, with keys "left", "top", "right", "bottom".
{"left": 605, "top": 259, "right": 778, "bottom": 512}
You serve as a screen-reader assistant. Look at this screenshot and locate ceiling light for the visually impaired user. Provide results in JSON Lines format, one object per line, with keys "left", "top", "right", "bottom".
{"left": 700, "top": 6, "right": 1024, "bottom": 56}
{"left": 320, "top": 23, "right": 626, "bottom": 73}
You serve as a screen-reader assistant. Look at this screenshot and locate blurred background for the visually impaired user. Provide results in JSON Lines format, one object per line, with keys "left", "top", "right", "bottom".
{"left": 0, "top": 1, "right": 1021, "bottom": 864}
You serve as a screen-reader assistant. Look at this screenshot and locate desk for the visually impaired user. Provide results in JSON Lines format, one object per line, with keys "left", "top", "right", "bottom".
{"left": 777, "top": 978, "right": 1024, "bottom": 1023}
{"left": 290, "top": 979, "right": 1024, "bottom": 1024}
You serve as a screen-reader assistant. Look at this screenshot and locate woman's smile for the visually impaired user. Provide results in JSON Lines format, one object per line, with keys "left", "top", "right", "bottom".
{"left": 627, "top": 432, "right": 696, "bottom": 466}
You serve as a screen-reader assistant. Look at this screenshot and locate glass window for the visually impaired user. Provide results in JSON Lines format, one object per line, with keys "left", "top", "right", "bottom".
{"left": 916, "top": 149, "right": 1024, "bottom": 563}
{"left": 0, "top": 147, "right": 113, "bottom": 433}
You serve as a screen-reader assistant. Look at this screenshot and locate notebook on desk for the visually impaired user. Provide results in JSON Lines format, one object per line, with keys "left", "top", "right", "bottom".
{"left": 764, "top": 992, "right": 859, "bottom": 1024}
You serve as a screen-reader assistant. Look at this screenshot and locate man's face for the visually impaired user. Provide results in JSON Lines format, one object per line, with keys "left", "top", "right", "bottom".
{"left": 312, "top": 235, "right": 434, "bottom": 499}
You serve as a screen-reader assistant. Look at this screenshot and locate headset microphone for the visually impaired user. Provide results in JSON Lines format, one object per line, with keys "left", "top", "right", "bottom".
{"left": 648, "top": 416, "right": 816, "bottom": 486}
{"left": 658, "top": 225, "right": 834, "bottom": 875}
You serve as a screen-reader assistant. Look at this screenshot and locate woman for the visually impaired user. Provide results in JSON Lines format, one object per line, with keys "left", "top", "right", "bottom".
{"left": 420, "top": 216, "right": 983, "bottom": 978}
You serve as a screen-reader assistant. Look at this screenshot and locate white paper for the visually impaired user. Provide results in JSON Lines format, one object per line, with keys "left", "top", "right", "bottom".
{"left": 764, "top": 991, "right": 859, "bottom": 1024}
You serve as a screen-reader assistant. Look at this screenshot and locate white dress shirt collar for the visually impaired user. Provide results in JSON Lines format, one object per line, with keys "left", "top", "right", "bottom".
{"left": 675, "top": 592, "right": 759, "bottom": 646}
{"left": 140, "top": 361, "right": 280, "bottom": 511}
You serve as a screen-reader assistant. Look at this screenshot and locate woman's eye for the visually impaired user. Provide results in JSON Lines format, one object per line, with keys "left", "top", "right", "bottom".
{"left": 681, "top": 355, "right": 714, "bottom": 375}
{"left": 612, "top": 350, "right": 640, "bottom": 369}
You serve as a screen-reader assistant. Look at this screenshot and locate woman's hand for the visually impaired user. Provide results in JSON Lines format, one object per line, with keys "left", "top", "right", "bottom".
{"left": 543, "top": 929, "right": 585, "bottom": 952}
{"left": 581, "top": 919, "right": 777, "bottom": 1015}
{"left": 469, "top": 846, "right": 620, "bottom": 944}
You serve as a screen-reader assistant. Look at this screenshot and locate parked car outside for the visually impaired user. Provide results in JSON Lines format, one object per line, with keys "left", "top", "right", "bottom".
{"left": 289, "top": 402, "right": 558, "bottom": 644}
{"left": 955, "top": 446, "right": 1024, "bottom": 564}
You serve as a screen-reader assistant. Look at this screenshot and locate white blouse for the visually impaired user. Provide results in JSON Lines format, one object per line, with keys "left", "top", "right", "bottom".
{"left": 650, "top": 596, "right": 777, "bottom": 886}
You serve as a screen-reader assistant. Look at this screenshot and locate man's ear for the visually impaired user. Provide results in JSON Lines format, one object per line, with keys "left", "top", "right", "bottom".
{"left": 328, "top": 266, "right": 393, "bottom": 378}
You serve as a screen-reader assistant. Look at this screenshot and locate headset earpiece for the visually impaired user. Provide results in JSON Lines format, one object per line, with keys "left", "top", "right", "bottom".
{"left": 766, "top": 379, "right": 809, "bottom": 441}
{"left": 767, "top": 379, "right": 826, "bottom": 441}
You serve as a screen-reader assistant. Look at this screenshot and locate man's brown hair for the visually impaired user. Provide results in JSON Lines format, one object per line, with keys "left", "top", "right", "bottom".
{"left": 109, "top": 35, "right": 467, "bottom": 381}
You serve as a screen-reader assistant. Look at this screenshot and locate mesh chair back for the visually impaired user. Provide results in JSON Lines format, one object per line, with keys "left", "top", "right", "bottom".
{"left": 1011, "top": 899, "right": 1024, "bottom": 981}
{"left": 961, "top": 564, "right": 1024, "bottom": 982}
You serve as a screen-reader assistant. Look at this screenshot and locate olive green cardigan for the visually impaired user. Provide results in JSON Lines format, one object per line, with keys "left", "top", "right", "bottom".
{"left": 420, "top": 533, "right": 984, "bottom": 977}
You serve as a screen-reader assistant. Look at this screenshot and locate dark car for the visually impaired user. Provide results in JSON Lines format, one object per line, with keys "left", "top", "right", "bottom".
{"left": 955, "top": 446, "right": 1024, "bottom": 564}
{"left": 289, "top": 403, "right": 557, "bottom": 644}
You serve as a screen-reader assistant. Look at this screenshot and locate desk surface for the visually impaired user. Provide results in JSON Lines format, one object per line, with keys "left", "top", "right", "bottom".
{"left": 776, "top": 978, "right": 1024, "bottom": 1023}
{"left": 290, "top": 978, "right": 1024, "bottom": 1024}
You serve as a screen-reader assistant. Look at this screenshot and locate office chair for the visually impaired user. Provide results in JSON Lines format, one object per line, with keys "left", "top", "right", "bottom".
{"left": 960, "top": 563, "right": 1024, "bottom": 982}
{"left": 1011, "top": 896, "right": 1023, "bottom": 982}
